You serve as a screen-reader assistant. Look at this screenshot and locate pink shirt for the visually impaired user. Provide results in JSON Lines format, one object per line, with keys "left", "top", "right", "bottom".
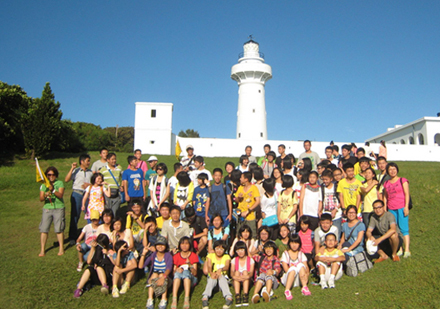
{"left": 299, "top": 229, "right": 313, "bottom": 254}
{"left": 384, "top": 177, "right": 408, "bottom": 210}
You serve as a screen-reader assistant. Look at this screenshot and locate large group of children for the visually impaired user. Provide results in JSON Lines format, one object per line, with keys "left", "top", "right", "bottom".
{"left": 38, "top": 140, "right": 412, "bottom": 308}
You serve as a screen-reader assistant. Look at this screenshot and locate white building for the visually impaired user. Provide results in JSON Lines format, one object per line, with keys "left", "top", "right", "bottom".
{"left": 366, "top": 117, "right": 440, "bottom": 146}
{"left": 134, "top": 102, "right": 176, "bottom": 155}
{"left": 231, "top": 39, "right": 272, "bottom": 140}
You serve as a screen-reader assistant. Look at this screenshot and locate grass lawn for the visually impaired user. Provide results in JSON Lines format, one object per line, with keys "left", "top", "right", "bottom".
{"left": 0, "top": 154, "right": 439, "bottom": 309}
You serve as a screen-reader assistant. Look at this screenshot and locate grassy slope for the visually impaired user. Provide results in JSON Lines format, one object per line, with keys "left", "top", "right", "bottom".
{"left": 0, "top": 155, "right": 439, "bottom": 309}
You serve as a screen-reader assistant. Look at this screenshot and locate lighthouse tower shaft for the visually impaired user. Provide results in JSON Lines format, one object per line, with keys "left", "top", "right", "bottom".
{"left": 231, "top": 40, "right": 272, "bottom": 140}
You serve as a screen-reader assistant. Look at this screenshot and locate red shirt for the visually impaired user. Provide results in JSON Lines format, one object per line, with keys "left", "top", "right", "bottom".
{"left": 173, "top": 252, "right": 199, "bottom": 268}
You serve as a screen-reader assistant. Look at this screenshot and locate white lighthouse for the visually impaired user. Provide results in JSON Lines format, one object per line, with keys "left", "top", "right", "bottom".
{"left": 231, "top": 38, "right": 272, "bottom": 140}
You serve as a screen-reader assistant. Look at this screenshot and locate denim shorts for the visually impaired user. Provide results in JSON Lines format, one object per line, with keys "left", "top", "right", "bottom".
{"left": 174, "top": 269, "right": 197, "bottom": 286}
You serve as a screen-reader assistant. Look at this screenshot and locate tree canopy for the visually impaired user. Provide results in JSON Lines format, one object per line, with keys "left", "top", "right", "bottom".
{"left": 178, "top": 129, "right": 200, "bottom": 138}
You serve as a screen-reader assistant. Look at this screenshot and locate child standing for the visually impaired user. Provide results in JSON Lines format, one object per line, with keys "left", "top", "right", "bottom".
{"left": 298, "top": 216, "right": 314, "bottom": 273}
{"left": 251, "top": 241, "right": 282, "bottom": 304}
{"left": 202, "top": 240, "right": 233, "bottom": 309}
{"left": 192, "top": 173, "right": 210, "bottom": 224}
{"left": 315, "top": 233, "right": 345, "bottom": 289}
{"left": 148, "top": 163, "right": 169, "bottom": 216}
{"left": 281, "top": 235, "right": 311, "bottom": 299}
{"left": 260, "top": 178, "right": 279, "bottom": 236}
{"left": 337, "top": 163, "right": 362, "bottom": 214}
{"left": 206, "top": 168, "right": 232, "bottom": 228}
{"left": 82, "top": 173, "right": 110, "bottom": 222}
{"left": 174, "top": 171, "right": 194, "bottom": 214}
{"left": 140, "top": 236, "right": 173, "bottom": 309}
{"left": 360, "top": 167, "right": 379, "bottom": 229}
{"left": 320, "top": 170, "right": 342, "bottom": 235}
{"left": 277, "top": 175, "right": 298, "bottom": 234}
{"left": 299, "top": 171, "right": 322, "bottom": 231}
{"left": 231, "top": 241, "right": 255, "bottom": 307}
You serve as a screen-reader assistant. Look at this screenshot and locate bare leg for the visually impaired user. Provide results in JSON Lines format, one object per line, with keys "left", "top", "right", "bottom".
{"left": 390, "top": 233, "right": 400, "bottom": 256}
{"left": 243, "top": 279, "right": 249, "bottom": 294}
{"left": 266, "top": 279, "right": 273, "bottom": 295}
{"left": 77, "top": 269, "right": 91, "bottom": 289}
{"left": 299, "top": 267, "right": 309, "bottom": 287}
{"left": 253, "top": 280, "right": 263, "bottom": 295}
{"left": 318, "top": 265, "right": 325, "bottom": 275}
{"left": 40, "top": 233, "right": 48, "bottom": 256}
{"left": 125, "top": 270, "right": 135, "bottom": 285}
{"left": 78, "top": 251, "right": 84, "bottom": 263}
{"left": 56, "top": 233, "right": 64, "bottom": 255}
{"left": 97, "top": 267, "right": 107, "bottom": 286}
{"left": 197, "top": 236, "right": 207, "bottom": 255}
{"left": 403, "top": 235, "right": 410, "bottom": 253}
{"left": 284, "top": 270, "right": 296, "bottom": 291}
{"left": 173, "top": 278, "right": 181, "bottom": 298}
{"left": 233, "top": 279, "right": 241, "bottom": 294}
{"left": 330, "top": 262, "right": 340, "bottom": 275}
{"left": 183, "top": 278, "right": 191, "bottom": 297}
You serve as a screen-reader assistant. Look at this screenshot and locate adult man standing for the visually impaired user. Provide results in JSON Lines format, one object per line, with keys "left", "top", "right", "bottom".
{"left": 245, "top": 146, "right": 257, "bottom": 164}
{"left": 91, "top": 148, "right": 108, "bottom": 173}
{"left": 298, "top": 140, "right": 321, "bottom": 171}
{"left": 275, "top": 144, "right": 287, "bottom": 168}
{"left": 257, "top": 144, "right": 271, "bottom": 166}
{"left": 100, "top": 152, "right": 124, "bottom": 216}
{"left": 65, "top": 154, "right": 93, "bottom": 244}
{"left": 180, "top": 145, "right": 196, "bottom": 172}
{"left": 366, "top": 199, "right": 403, "bottom": 263}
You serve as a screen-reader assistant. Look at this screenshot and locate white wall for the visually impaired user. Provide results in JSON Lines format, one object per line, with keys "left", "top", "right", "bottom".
{"left": 134, "top": 102, "right": 173, "bottom": 155}
{"left": 175, "top": 138, "right": 440, "bottom": 162}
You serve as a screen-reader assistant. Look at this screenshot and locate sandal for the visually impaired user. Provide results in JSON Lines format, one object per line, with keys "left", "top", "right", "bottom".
{"left": 171, "top": 297, "right": 178, "bottom": 309}
{"left": 183, "top": 296, "right": 190, "bottom": 309}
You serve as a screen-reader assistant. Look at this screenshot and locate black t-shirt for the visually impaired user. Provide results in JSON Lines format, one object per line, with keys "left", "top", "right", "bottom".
{"left": 339, "top": 156, "right": 358, "bottom": 167}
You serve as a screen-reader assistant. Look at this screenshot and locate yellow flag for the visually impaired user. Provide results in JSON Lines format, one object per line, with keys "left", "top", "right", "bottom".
{"left": 175, "top": 139, "right": 182, "bottom": 161}
{"left": 35, "top": 158, "right": 50, "bottom": 188}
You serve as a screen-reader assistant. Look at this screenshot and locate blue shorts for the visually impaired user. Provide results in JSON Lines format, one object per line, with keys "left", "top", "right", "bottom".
{"left": 389, "top": 208, "right": 409, "bottom": 236}
{"left": 174, "top": 269, "right": 198, "bottom": 286}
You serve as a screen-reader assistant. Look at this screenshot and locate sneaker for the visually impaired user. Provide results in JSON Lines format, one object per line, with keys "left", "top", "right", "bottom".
{"left": 146, "top": 298, "right": 154, "bottom": 309}
{"left": 158, "top": 299, "right": 168, "bottom": 309}
{"left": 262, "top": 290, "right": 270, "bottom": 302}
{"left": 284, "top": 290, "right": 293, "bottom": 300}
{"left": 397, "top": 248, "right": 403, "bottom": 256}
{"left": 235, "top": 294, "right": 242, "bottom": 307}
{"left": 202, "top": 298, "right": 209, "bottom": 309}
{"left": 112, "top": 287, "right": 119, "bottom": 298}
{"left": 320, "top": 280, "right": 328, "bottom": 289}
{"left": 403, "top": 252, "right": 411, "bottom": 258}
{"left": 101, "top": 284, "right": 109, "bottom": 294}
{"left": 251, "top": 294, "right": 260, "bottom": 304}
{"left": 242, "top": 293, "right": 249, "bottom": 307}
{"left": 76, "top": 262, "right": 84, "bottom": 272}
{"left": 301, "top": 286, "right": 311, "bottom": 296}
{"left": 120, "top": 282, "right": 129, "bottom": 294}
{"left": 73, "top": 289, "right": 82, "bottom": 298}
{"left": 328, "top": 278, "right": 335, "bottom": 289}
{"left": 223, "top": 297, "right": 233, "bottom": 309}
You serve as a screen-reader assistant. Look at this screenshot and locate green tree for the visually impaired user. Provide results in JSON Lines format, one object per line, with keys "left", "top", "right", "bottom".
{"left": 70, "top": 121, "right": 112, "bottom": 151}
{"left": 104, "top": 126, "right": 134, "bottom": 152}
{"left": 178, "top": 129, "right": 200, "bottom": 138}
{"left": 0, "top": 82, "right": 30, "bottom": 157}
{"left": 21, "top": 83, "right": 63, "bottom": 160}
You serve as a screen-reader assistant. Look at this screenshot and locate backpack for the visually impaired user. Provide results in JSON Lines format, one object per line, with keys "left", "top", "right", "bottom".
{"left": 235, "top": 256, "right": 251, "bottom": 272}
{"left": 345, "top": 251, "right": 373, "bottom": 277}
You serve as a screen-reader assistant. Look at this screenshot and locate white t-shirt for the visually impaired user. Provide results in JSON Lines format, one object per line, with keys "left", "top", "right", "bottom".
{"left": 281, "top": 250, "right": 307, "bottom": 267}
{"left": 189, "top": 168, "right": 213, "bottom": 188}
{"left": 260, "top": 192, "right": 279, "bottom": 218}
{"left": 302, "top": 184, "right": 322, "bottom": 218}
{"left": 82, "top": 224, "right": 99, "bottom": 247}
{"left": 314, "top": 226, "right": 339, "bottom": 246}
{"left": 322, "top": 186, "right": 342, "bottom": 220}
{"left": 275, "top": 182, "right": 283, "bottom": 195}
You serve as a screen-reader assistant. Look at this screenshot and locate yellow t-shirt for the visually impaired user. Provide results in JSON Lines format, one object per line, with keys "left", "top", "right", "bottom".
{"left": 207, "top": 253, "right": 231, "bottom": 275}
{"left": 236, "top": 185, "right": 260, "bottom": 221}
{"left": 361, "top": 183, "right": 378, "bottom": 213}
{"left": 278, "top": 190, "right": 298, "bottom": 223}
{"left": 317, "top": 247, "right": 344, "bottom": 258}
{"left": 337, "top": 178, "right": 362, "bottom": 209}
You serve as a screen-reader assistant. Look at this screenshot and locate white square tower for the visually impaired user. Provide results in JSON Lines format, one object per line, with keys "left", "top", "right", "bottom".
{"left": 134, "top": 102, "right": 174, "bottom": 155}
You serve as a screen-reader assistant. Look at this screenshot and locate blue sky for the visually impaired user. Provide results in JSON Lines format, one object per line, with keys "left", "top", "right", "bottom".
{"left": 2, "top": 1, "right": 439, "bottom": 142}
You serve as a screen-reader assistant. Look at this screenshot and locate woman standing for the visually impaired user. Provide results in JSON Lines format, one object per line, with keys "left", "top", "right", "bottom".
{"left": 39, "top": 166, "right": 65, "bottom": 256}
{"left": 379, "top": 140, "right": 387, "bottom": 159}
{"left": 383, "top": 163, "right": 411, "bottom": 257}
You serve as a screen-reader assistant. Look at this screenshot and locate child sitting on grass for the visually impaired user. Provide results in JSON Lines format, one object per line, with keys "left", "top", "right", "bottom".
{"left": 139, "top": 236, "right": 173, "bottom": 309}
{"left": 111, "top": 240, "right": 137, "bottom": 298}
{"left": 230, "top": 241, "right": 255, "bottom": 307}
{"left": 315, "top": 233, "right": 345, "bottom": 289}
{"left": 207, "top": 214, "right": 230, "bottom": 254}
{"left": 251, "top": 241, "right": 282, "bottom": 304}
{"left": 74, "top": 234, "right": 114, "bottom": 298}
{"left": 75, "top": 210, "right": 101, "bottom": 272}
{"left": 202, "top": 240, "right": 233, "bottom": 309}
{"left": 280, "top": 234, "right": 311, "bottom": 299}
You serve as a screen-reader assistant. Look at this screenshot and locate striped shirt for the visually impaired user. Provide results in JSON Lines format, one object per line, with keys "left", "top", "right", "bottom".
{"left": 100, "top": 164, "right": 123, "bottom": 189}
{"left": 153, "top": 256, "right": 167, "bottom": 273}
